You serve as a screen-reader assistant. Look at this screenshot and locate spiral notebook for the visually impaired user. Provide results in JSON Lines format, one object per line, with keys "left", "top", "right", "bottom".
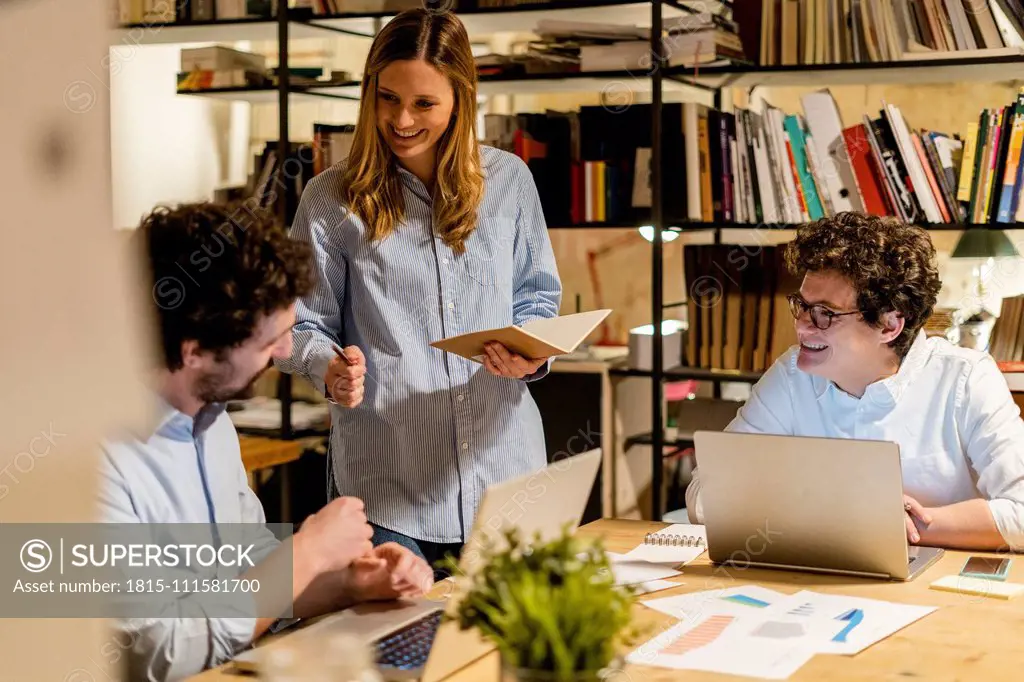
{"left": 623, "top": 523, "right": 708, "bottom": 568}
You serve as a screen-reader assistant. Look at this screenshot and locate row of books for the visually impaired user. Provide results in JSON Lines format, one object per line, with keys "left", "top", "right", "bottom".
{"left": 682, "top": 244, "right": 799, "bottom": 372}
{"left": 247, "top": 93, "right": 1024, "bottom": 231}
{"left": 679, "top": 89, "right": 1024, "bottom": 226}
{"left": 962, "top": 94, "right": 1024, "bottom": 225}
{"left": 115, "top": 0, "right": 273, "bottom": 24}
{"left": 990, "top": 294, "right": 1024, "bottom": 361}
{"left": 746, "top": 0, "right": 1024, "bottom": 66}
{"left": 481, "top": 89, "right": 1022, "bottom": 229}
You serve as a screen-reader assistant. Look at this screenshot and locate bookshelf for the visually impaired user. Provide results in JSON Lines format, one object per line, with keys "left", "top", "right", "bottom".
{"left": 118, "top": 0, "right": 1024, "bottom": 519}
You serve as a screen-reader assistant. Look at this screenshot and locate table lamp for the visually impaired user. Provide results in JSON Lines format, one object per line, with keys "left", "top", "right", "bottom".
{"left": 638, "top": 225, "right": 681, "bottom": 243}
{"left": 950, "top": 229, "right": 1020, "bottom": 348}
{"left": 951, "top": 229, "right": 1019, "bottom": 301}
{"left": 950, "top": 229, "right": 1020, "bottom": 259}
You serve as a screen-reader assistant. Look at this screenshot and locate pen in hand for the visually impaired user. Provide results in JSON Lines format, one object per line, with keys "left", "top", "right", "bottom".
{"left": 333, "top": 343, "right": 357, "bottom": 367}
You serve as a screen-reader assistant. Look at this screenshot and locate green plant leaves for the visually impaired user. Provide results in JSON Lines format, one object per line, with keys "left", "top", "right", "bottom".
{"left": 438, "top": 525, "right": 636, "bottom": 677}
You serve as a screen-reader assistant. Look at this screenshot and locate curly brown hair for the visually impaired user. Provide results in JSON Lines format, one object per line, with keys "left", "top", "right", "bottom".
{"left": 135, "top": 202, "right": 314, "bottom": 371}
{"left": 784, "top": 212, "right": 942, "bottom": 359}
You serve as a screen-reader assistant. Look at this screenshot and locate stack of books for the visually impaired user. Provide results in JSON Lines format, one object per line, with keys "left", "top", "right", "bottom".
{"left": 177, "top": 45, "right": 268, "bottom": 90}
{"left": 176, "top": 46, "right": 351, "bottom": 91}
{"left": 528, "top": 14, "right": 748, "bottom": 74}
{"left": 746, "top": 0, "right": 1024, "bottom": 66}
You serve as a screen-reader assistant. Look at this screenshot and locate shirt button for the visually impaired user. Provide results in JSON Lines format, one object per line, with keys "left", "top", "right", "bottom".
{"left": 447, "top": 302, "right": 455, "bottom": 309}
{"left": 457, "top": 394, "right": 465, "bottom": 402}
{"left": 461, "top": 442, "right": 469, "bottom": 450}
{"left": 442, "top": 258, "right": 449, "bottom": 265}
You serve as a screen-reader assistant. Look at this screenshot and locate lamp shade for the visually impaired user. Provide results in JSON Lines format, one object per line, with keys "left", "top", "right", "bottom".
{"left": 951, "top": 230, "right": 1020, "bottom": 259}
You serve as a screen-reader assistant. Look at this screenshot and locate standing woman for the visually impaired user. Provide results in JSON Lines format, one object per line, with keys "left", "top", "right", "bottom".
{"left": 277, "top": 9, "right": 562, "bottom": 565}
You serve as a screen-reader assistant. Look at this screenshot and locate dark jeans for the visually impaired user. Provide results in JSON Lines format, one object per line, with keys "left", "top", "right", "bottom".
{"left": 326, "top": 457, "right": 462, "bottom": 581}
{"left": 371, "top": 524, "right": 464, "bottom": 582}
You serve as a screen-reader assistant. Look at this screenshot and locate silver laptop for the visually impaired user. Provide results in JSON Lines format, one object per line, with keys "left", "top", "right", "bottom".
{"left": 693, "top": 431, "right": 944, "bottom": 581}
{"left": 233, "top": 448, "right": 603, "bottom": 680}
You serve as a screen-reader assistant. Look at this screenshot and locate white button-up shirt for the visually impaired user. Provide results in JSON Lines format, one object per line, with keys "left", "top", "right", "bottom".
{"left": 686, "top": 332, "right": 1024, "bottom": 550}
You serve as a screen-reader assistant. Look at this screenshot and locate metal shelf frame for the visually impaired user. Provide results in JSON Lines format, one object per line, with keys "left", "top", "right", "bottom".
{"left": 115, "top": 0, "right": 1024, "bottom": 516}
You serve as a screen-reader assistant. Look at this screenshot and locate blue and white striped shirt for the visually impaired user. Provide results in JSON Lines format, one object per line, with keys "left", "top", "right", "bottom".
{"left": 277, "top": 146, "right": 562, "bottom": 543}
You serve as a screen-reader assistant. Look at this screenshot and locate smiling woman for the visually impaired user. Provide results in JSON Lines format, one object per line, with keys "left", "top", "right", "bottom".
{"left": 275, "top": 9, "right": 563, "bottom": 568}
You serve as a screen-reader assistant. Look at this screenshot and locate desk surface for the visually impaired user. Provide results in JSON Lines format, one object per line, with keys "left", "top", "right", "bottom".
{"left": 238, "top": 436, "right": 304, "bottom": 473}
{"left": 193, "top": 518, "right": 1024, "bottom": 681}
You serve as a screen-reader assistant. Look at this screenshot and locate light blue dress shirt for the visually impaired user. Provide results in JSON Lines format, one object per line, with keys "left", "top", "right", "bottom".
{"left": 277, "top": 146, "right": 563, "bottom": 543}
{"left": 97, "top": 398, "right": 280, "bottom": 681}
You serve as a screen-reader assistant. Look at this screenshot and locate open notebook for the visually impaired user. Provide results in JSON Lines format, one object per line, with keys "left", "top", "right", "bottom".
{"left": 430, "top": 309, "right": 611, "bottom": 362}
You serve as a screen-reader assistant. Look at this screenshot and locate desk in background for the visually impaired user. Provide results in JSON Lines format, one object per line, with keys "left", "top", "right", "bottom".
{"left": 191, "top": 518, "right": 1024, "bottom": 681}
{"left": 238, "top": 436, "right": 304, "bottom": 523}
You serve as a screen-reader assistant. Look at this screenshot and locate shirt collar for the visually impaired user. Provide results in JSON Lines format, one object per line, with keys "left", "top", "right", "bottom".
{"left": 146, "top": 394, "right": 227, "bottom": 442}
{"left": 866, "top": 330, "right": 930, "bottom": 404}
{"left": 809, "top": 330, "right": 930, "bottom": 404}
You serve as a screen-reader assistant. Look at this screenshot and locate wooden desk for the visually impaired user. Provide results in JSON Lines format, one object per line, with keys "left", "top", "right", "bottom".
{"left": 239, "top": 436, "right": 305, "bottom": 523}
{"left": 191, "top": 518, "right": 1024, "bottom": 682}
{"left": 238, "top": 436, "right": 303, "bottom": 473}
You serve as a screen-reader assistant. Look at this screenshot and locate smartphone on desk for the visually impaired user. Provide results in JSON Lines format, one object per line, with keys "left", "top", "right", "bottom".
{"left": 960, "top": 556, "right": 1012, "bottom": 582}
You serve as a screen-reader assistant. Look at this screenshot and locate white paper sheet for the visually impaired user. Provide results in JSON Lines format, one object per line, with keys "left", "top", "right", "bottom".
{"left": 604, "top": 551, "right": 682, "bottom": 585}
{"left": 642, "top": 585, "right": 789, "bottom": 623}
{"left": 622, "top": 524, "right": 708, "bottom": 568}
{"left": 627, "top": 609, "right": 844, "bottom": 679}
{"left": 632, "top": 579, "right": 681, "bottom": 596}
{"left": 765, "top": 590, "right": 938, "bottom": 655}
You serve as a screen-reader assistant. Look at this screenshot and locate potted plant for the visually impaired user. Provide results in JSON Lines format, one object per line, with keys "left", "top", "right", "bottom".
{"left": 439, "top": 527, "right": 640, "bottom": 682}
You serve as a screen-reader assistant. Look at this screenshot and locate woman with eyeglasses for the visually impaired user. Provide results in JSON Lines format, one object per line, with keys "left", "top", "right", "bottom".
{"left": 686, "top": 212, "right": 1024, "bottom": 553}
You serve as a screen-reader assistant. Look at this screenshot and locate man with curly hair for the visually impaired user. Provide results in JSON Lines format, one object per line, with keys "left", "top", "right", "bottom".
{"left": 97, "top": 203, "right": 433, "bottom": 681}
{"left": 687, "top": 213, "right": 1024, "bottom": 553}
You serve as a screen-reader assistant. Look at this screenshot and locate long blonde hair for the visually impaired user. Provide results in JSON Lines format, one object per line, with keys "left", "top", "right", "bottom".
{"left": 340, "top": 9, "right": 484, "bottom": 254}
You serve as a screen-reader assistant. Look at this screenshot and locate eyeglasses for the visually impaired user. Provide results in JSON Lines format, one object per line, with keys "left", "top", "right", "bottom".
{"left": 786, "top": 293, "right": 862, "bottom": 330}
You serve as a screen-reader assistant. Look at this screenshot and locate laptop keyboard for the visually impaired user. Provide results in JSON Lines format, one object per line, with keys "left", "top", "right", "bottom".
{"left": 375, "top": 610, "right": 443, "bottom": 671}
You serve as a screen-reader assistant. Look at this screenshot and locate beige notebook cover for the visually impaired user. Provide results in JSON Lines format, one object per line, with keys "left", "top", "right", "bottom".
{"left": 430, "top": 309, "right": 612, "bottom": 362}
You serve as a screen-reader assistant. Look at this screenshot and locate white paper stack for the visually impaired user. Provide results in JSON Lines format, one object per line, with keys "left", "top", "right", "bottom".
{"left": 630, "top": 586, "right": 938, "bottom": 678}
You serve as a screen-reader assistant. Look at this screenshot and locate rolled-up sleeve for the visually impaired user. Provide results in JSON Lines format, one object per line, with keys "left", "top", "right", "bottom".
{"left": 275, "top": 182, "right": 349, "bottom": 396}
{"left": 116, "top": 609, "right": 255, "bottom": 682}
{"left": 510, "top": 158, "right": 562, "bottom": 381}
{"left": 686, "top": 353, "right": 796, "bottom": 523}
{"left": 958, "top": 356, "right": 1024, "bottom": 550}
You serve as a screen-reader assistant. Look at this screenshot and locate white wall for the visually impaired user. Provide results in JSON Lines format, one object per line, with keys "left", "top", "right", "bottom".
{"left": 109, "top": 44, "right": 248, "bottom": 229}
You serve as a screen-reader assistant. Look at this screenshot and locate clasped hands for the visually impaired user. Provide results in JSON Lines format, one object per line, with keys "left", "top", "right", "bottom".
{"left": 296, "top": 496, "right": 433, "bottom": 603}
{"left": 326, "top": 342, "right": 548, "bottom": 408}
{"left": 903, "top": 493, "right": 933, "bottom": 545}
